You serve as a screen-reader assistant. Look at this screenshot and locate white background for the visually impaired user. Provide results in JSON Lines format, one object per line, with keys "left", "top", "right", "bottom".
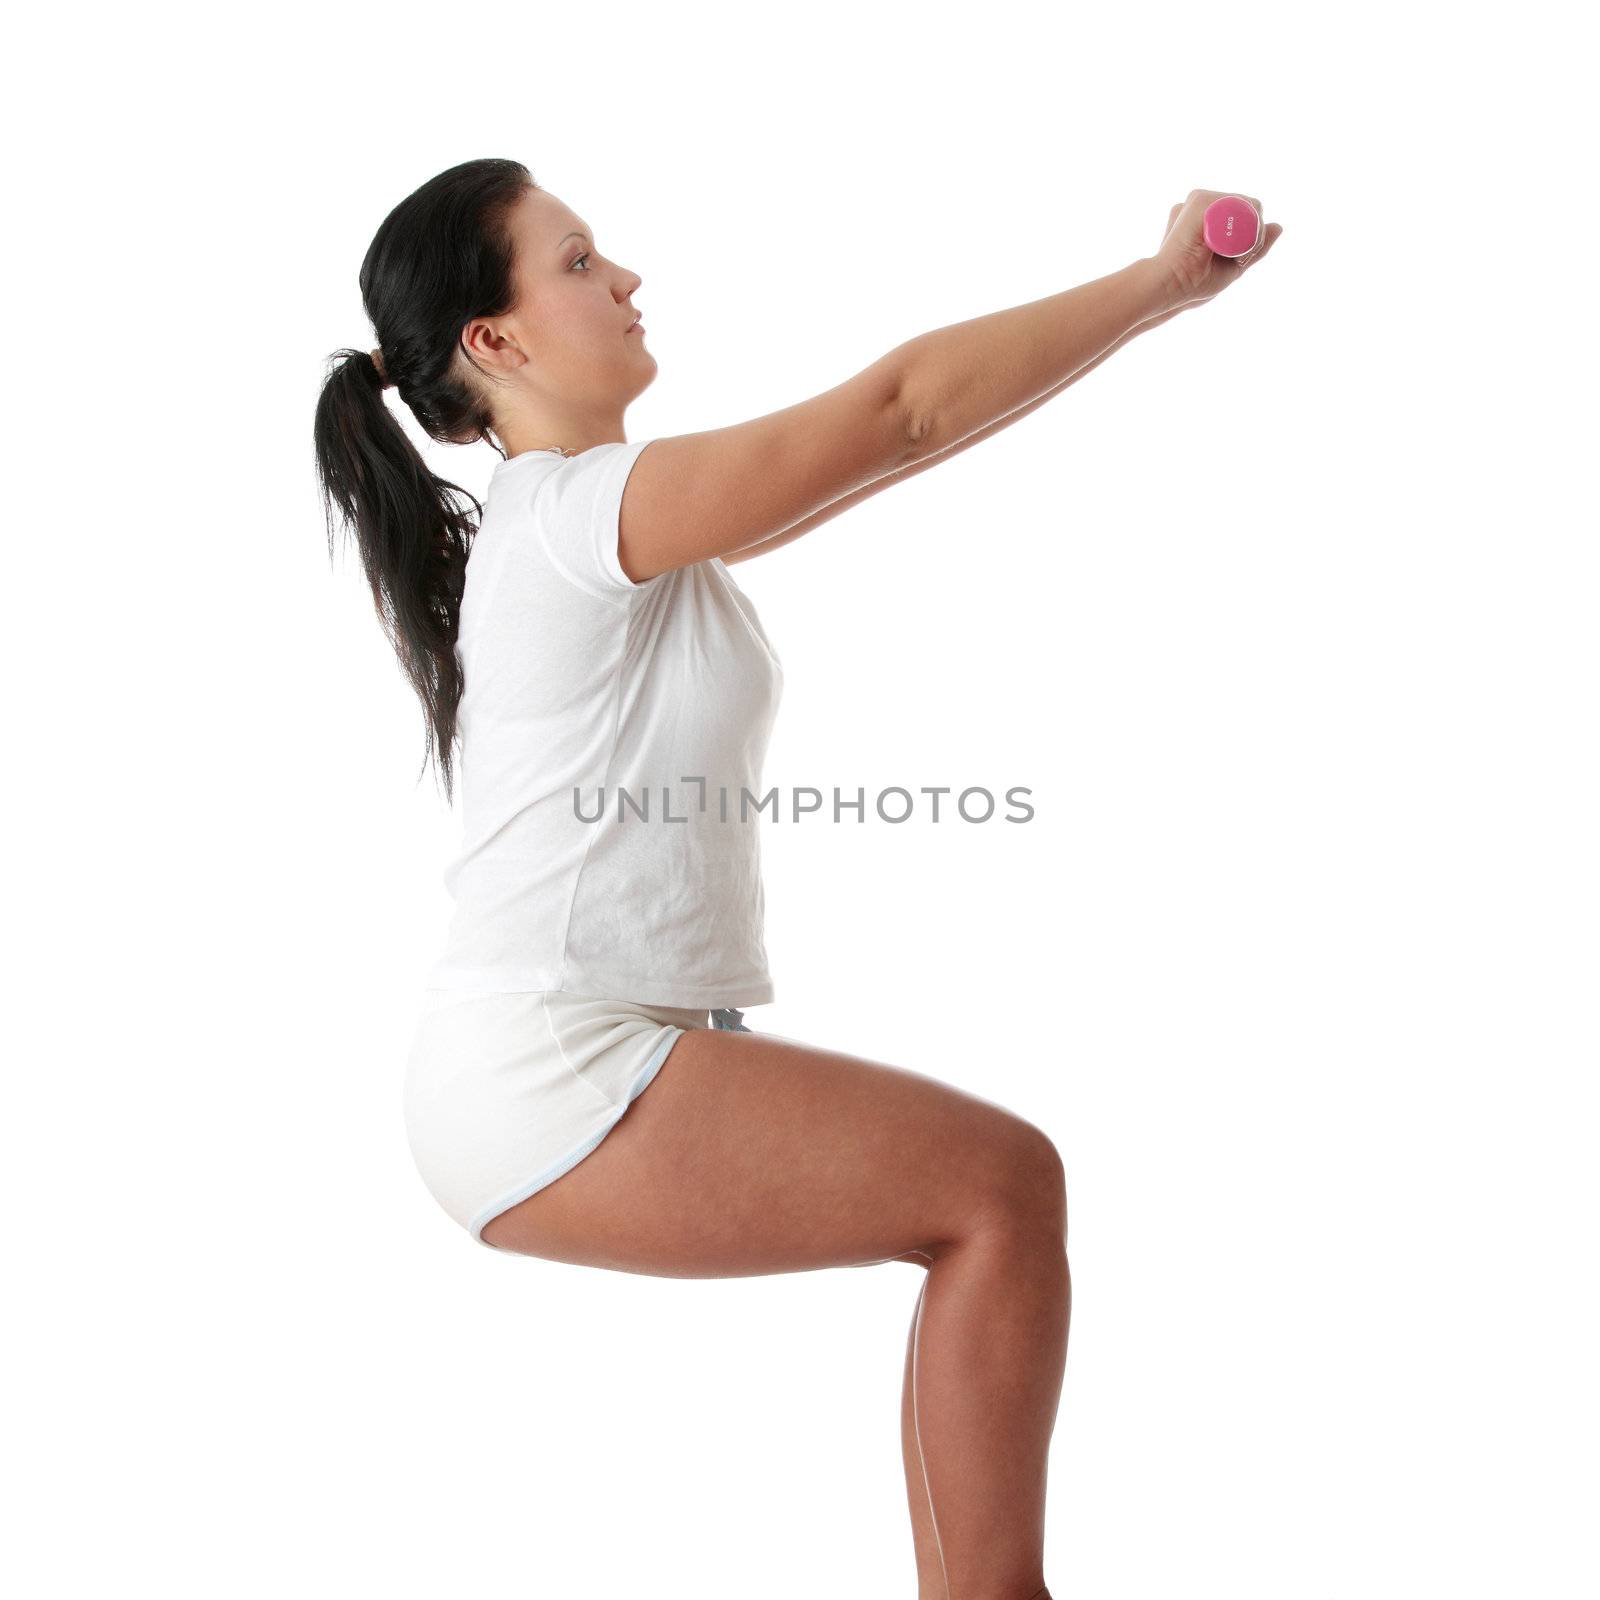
{"left": 7, "top": 2, "right": 1595, "bottom": 1596}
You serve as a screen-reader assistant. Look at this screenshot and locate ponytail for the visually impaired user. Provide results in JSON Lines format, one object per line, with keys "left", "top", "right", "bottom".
{"left": 313, "top": 344, "right": 477, "bottom": 801}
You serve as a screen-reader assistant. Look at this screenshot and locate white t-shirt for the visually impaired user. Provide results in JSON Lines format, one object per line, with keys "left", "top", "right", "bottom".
{"left": 424, "top": 439, "right": 784, "bottom": 1008}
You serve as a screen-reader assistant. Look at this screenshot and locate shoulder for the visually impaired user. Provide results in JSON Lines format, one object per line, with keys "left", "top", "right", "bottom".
{"left": 522, "top": 441, "right": 659, "bottom": 606}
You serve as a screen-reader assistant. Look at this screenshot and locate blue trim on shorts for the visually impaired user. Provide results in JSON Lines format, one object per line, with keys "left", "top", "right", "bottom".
{"left": 468, "top": 1023, "right": 689, "bottom": 1250}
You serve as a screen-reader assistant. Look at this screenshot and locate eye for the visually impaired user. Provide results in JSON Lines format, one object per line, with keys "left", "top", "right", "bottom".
{"left": 571, "top": 251, "right": 592, "bottom": 272}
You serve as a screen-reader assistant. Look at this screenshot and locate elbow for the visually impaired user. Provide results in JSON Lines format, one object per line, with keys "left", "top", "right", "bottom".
{"left": 896, "top": 380, "right": 938, "bottom": 461}
{"left": 886, "top": 340, "right": 938, "bottom": 461}
{"left": 902, "top": 398, "right": 936, "bottom": 457}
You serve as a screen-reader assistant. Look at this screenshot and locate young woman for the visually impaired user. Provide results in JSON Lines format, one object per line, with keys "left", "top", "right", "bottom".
{"left": 313, "top": 157, "right": 1279, "bottom": 1600}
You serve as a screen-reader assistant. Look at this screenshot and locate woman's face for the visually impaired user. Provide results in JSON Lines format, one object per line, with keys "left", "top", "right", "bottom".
{"left": 475, "top": 186, "right": 654, "bottom": 415}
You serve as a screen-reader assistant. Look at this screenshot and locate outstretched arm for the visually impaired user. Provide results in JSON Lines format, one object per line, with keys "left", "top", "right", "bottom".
{"left": 722, "top": 285, "right": 1188, "bottom": 567}
{"left": 722, "top": 192, "right": 1281, "bottom": 569}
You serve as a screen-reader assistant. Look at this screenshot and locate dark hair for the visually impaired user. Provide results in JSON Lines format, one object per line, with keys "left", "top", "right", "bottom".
{"left": 313, "top": 157, "right": 534, "bottom": 803}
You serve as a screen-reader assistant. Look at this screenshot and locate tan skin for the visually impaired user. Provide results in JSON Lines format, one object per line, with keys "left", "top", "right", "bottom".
{"left": 457, "top": 187, "right": 655, "bottom": 460}
{"left": 473, "top": 188, "right": 1280, "bottom": 1600}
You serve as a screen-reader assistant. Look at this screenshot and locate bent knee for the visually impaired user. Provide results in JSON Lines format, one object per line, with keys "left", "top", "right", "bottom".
{"left": 985, "top": 1122, "right": 1068, "bottom": 1243}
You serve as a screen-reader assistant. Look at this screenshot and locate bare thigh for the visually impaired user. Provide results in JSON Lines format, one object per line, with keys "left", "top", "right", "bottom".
{"left": 479, "top": 1023, "right": 1067, "bottom": 1273}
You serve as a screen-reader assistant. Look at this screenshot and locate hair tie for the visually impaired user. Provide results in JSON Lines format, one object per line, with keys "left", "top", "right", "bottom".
{"left": 369, "top": 347, "right": 393, "bottom": 389}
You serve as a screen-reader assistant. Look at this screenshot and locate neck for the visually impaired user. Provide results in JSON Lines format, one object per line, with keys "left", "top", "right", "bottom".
{"left": 496, "top": 412, "right": 627, "bottom": 462}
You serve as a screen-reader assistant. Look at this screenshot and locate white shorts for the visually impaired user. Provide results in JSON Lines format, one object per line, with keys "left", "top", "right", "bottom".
{"left": 402, "top": 989, "right": 752, "bottom": 1250}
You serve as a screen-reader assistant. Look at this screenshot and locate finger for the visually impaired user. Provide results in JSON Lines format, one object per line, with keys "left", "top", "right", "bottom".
{"left": 1242, "top": 221, "right": 1282, "bottom": 267}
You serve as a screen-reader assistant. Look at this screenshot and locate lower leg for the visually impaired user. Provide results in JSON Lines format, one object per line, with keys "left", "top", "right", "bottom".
{"left": 901, "top": 1269, "right": 948, "bottom": 1599}
{"left": 910, "top": 1219, "right": 1071, "bottom": 1600}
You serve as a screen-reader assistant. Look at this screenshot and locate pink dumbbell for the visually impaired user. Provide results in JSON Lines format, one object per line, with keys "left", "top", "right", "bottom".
{"left": 1202, "top": 196, "right": 1262, "bottom": 259}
